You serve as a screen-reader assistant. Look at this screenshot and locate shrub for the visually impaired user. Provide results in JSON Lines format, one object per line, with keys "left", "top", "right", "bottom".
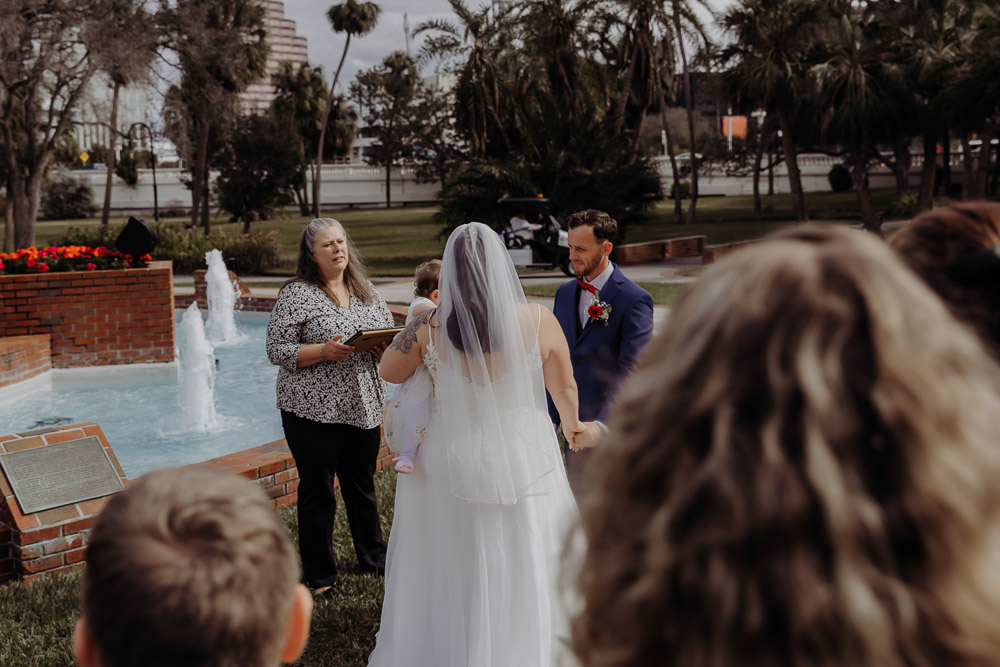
{"left": 40, "top": 171, "right": 96, "bottom": 220}
{"left": 828, "top": 163, "right": 853, "bottom": 193}
{"left": 55, "top": 223, "right": 281, "bottom": 274}
{"left": 670, "top": 180, "right": 692, "bottom": 199}
{"left": 115, "top": 150, "right": 139, "bottom": 186}
{"left": 884, "top": 193, "right": 919, "bottom": 219}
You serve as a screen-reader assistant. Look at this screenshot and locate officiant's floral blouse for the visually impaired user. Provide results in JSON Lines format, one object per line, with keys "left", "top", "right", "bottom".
{"left": 266, "top": 280, "right": 395, "bottom": 428}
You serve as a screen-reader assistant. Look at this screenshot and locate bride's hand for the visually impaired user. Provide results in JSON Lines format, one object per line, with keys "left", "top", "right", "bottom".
{"left": 570, "top": 422, "right": 603, "bottom": 451}
{"left": 565, "top": 422, "right": 587, "bottom": 451}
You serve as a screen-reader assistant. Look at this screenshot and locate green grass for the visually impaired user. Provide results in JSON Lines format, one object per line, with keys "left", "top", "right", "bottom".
{"left": 673, "top": 265, "right": 708, "bottom": 278}
{"left": 0, "top": 470, "right": 399, "bottom": 667}
{"left": 33, "top": 189, "right": 907, "bottom": 277}
{"left": 522, "top": 281, "right": 688, "bottom": 305}
{"left": 35, "top": 207, "right": 446, "bottom": 277}
{"left": 622, "top": 189, "right": 902, "bottom": 245}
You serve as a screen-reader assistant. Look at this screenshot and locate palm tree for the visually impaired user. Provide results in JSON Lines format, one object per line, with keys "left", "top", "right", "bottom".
{"left": 664, "top": 0, "right": 714, "bottom": 223}
{"left": 720, "top": 0, "right": 829, "bottom": 224}
{"left": 273, "top": 62, "right": 328, "bottom": 215}
{"left": 94, "top": 0, "right": 156, "bottom": 226}
{"left": 312, "top": 0, "right": 380, "bottom": 218}
{"left": 812, "top": 7, "right": 906, "bottom": 234}
{"left": 158, "top": 0, "right": 269, "bottom": 233}
{"left": 416, "top": 0, "right": 517, "bottom": 159}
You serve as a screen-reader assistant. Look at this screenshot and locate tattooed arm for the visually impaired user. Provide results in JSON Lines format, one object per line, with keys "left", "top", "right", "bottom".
{"left": 380, "top": 310, "right": 432, "bottom": 383}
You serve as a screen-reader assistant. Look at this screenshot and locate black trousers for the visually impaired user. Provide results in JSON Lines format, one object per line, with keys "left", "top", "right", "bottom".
{"left": 281, "top": 410, "right": 386, "bottom": 588}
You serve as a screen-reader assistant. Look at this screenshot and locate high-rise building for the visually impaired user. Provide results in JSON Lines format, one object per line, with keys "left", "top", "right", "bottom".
{"left": 240, "top": 0, "right": 309, "bottom": 114}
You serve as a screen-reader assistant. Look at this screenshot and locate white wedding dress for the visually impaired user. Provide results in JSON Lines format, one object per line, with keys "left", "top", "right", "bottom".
{"left": 369, "top": 224, "right": 580, "bottom": 667}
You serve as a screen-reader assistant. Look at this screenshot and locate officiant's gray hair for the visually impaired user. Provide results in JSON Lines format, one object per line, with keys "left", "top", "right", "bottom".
{"left": 290, "top": 217, "right": 375, "bottom": 306}
{"left": 574, "top": 225, "right": 1000, "bottom": 666}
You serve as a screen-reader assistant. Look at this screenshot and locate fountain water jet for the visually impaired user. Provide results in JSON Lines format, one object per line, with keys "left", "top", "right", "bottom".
{"left": 177, "top": 303, "right": 220, "bottom": 431}
{"left": 205, "top": 249, "right": 241, "bottom": 344}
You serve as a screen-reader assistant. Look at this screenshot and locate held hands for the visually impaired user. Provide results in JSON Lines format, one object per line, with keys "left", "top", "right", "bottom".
{"left": 321, "top": 335, "right": 355, "bottom": 362}
{"left": 565, "top": 421, "right": 603, "bottom": 451}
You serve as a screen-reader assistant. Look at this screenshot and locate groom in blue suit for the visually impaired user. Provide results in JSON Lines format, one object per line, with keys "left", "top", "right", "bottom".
{"left": 547, "top": 209, "right": 654, "bottom": 489}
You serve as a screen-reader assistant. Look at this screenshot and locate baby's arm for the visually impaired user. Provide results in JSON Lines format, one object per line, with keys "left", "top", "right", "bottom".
{"left": 410, "top": 301, "right": 435, "bottom": 319}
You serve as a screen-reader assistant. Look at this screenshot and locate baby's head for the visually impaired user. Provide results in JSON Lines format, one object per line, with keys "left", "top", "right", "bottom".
{"left": 414, "top": 259, "right": 442, "bottom": 304}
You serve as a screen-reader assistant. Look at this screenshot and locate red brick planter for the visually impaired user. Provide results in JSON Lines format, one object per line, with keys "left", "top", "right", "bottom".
{"left": 0, "top": 261, "right": 175, "bottom": 368}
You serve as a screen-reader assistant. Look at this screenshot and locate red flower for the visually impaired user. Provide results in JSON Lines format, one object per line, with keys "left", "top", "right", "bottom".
{"left": 86, "top": 263, "right": 97, "bottom": 270}
{"left": 37, "top": 263, "right": 50, "bottom": 272}
{"left": 26, "top": 258, "right": 37, "bottom": 267}
{"left": 587, "top": 304, "right": 603, "bottom": 318}
{"left": 0, "top": 260, "right": 4, "bottom": 270}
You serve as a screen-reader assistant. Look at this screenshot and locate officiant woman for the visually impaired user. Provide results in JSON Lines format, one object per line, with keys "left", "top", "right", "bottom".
{"left": 266, "top": 217, "right": 395, "bottom": 597}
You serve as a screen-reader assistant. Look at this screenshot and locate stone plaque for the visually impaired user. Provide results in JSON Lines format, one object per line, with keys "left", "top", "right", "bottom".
{"left": 0, "top": 437, "right": 124, "bottom": 514}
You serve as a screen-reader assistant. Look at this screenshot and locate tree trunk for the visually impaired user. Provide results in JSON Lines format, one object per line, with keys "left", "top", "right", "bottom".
{"left": 11, "top": 168, "right": 43, "bottom": 249}
{"left": 201, "top": 166, "right": 211, "bottom": 235}
{"left": 675, "top": 22, "right": 698, "bottom": 224}
{"left": 3, "top": 176, "right": 13, "bottom": 253}
{"left": 102, "top": 82, "right": 121, "bottom": 226}
{"left": 891, "top": 137, "right": 910, "bottom": 196}
{"left": 976, "top": 128, "right": 994, "bottom": 197}
{"left": 850, "top": 152, "right": 881, "bottom": 235}
{"left": 190, "top": 118, "right": 209, "bottom": 230}
{"left": 942, "top": 130, "right": 952, "bottom": 191}
{"left": 385, "top": 161, "right": 392, "bottom": 208}
{"left": 314, "top": 35, "right": 353, "bottom": 218}
{"left": 752, "top": 128, "right": 764, "bottom": 221}
{"left": 614, "top": 38, "right": 641, "bottom": 140}
{"left": 777, "top": 104, "right": 808, "bottom": 223}
{"left": 654, "top": 71, "right": 683, "bottom": 224}
{"left": 297, "top": 137, "right": 310, "bottom": 216}
{"left": 917, "top": 127, "right": 936, "bottom": 212}
{"left": 961, "top": 136, "right": 978, "bottom": 199}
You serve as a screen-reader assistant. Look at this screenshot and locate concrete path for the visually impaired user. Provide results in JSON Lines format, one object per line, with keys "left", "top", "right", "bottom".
{"left": 173, "top": 256, "right": 690, "bottom": 332}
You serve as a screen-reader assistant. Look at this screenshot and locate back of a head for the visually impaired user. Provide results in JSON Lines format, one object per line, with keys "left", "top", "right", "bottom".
{"left": 891, "top": 201, "right": 1000, "bottom": 357}
{"left": 574, "top": 226, "right": 1000, "bottom": 667}
{"left": 82, "top": 467, "right": 300, "bottom": 667}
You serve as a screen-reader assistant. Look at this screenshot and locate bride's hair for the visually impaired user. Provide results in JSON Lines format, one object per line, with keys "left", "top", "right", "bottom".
{"left": 445, "top": 225, "right": 493, "bottom": 353}
{"left": 573, "top": 226, "right": 1000, "bottom": 667}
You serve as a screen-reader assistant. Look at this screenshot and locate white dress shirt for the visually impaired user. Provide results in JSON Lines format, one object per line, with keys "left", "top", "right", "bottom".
{"left": 577, "top": 261, "right": 615, "bottom": 328}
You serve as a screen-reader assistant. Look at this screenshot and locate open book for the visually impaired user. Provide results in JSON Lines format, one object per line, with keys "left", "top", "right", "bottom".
{"left": 344, "top": 327, "right": 404, "bottom": 352}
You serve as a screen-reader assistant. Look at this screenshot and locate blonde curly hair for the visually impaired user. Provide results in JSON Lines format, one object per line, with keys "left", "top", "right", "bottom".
{"left": 573, "top": 226, "right": 1000, "bottom": 667}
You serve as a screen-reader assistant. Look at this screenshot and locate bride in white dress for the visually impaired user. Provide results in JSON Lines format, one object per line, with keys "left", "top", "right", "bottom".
{"left": 370, "top": 222, "right": 584, "bottom": 667}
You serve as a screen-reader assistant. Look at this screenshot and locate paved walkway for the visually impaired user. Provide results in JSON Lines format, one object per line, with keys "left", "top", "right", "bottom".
{"left": 174, "top": 257, "right": 693, "bottom": 332}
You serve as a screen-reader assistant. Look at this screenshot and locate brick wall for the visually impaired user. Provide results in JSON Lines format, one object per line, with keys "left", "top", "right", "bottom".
{"left": 616, "top": 235, "right": 707, "bottom": 265}
{"left": 666, "top": 236, "right": 706, "bottom": 258}
{"left": 0, "top": 423, "right": 395, "bottom": 584}
{"left": 0, "top": 335, "right": 51, "bottom": 390}
{"left": 703, "top": 239, "right": 759, "bottom": 264}
{"left": 0, "top": 423, "right": 128, "bottom": 583}
{"left": 0, "top": 261, "right": 175, "bottom": 368}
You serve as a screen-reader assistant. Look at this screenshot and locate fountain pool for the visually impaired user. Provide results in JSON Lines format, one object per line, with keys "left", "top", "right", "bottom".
{"left": 0, "top": 311, "right": 283, "bottom": 478}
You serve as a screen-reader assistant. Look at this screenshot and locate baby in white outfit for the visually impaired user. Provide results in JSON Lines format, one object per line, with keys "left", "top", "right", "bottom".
{"left": 384, "top": 260, "right": 440, "bottom": 473}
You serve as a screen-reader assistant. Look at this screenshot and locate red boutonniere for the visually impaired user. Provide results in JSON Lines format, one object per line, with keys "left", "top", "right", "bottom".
{"left": 587, "top": 298, "right": 611, "bottom": 325}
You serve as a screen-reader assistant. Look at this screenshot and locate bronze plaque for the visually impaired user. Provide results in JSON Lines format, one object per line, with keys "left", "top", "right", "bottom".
{"left": 0, "top": 436, "right": 124, "bottom": 514}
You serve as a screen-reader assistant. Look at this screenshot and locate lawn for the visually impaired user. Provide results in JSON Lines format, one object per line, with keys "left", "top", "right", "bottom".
{"left": 522, "top": 281, "right": 689, "bottom": 305}
{"left": 30, "top": 189, "right": 907, "bottom": 276}
{"left": 34, "top": 207, "right": 446, "bottom": 277}
{"left": 0, "top": 470, "right": 399, "bottom": 667}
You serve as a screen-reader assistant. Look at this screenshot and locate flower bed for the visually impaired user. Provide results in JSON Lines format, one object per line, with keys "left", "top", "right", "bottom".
{"left": 0, "top": 246, "right": 150, "bottom": 275}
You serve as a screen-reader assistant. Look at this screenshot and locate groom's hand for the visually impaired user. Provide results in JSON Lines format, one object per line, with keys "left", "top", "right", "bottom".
{"left": 571, "top": 422, "right": 603, "bottom": 450}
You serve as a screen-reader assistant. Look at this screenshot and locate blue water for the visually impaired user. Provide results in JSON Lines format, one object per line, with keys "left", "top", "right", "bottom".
{"left": 0, "top": 312, "right": 284, "bottom": 478}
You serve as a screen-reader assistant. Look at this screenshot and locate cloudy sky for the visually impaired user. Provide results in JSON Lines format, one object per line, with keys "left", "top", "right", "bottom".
{"left": 281, "top": 0, "right": 483, "bottom": 91}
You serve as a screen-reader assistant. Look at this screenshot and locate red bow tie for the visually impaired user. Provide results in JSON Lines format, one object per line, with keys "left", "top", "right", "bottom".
{"left": 576, "top": 277, "right": 597, "bottom": 294}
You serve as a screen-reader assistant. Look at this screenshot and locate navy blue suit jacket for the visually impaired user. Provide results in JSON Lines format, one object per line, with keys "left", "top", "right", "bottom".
{"left": 546, "top": 265, "right": 654, "bottom": 426}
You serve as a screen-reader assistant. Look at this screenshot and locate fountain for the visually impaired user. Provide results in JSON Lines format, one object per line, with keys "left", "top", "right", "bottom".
{"left": 176, "top": 303, "right": 220, "bottom": 431}
{"left": 204, "top": 249, "right": 242, "bottom": 344}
